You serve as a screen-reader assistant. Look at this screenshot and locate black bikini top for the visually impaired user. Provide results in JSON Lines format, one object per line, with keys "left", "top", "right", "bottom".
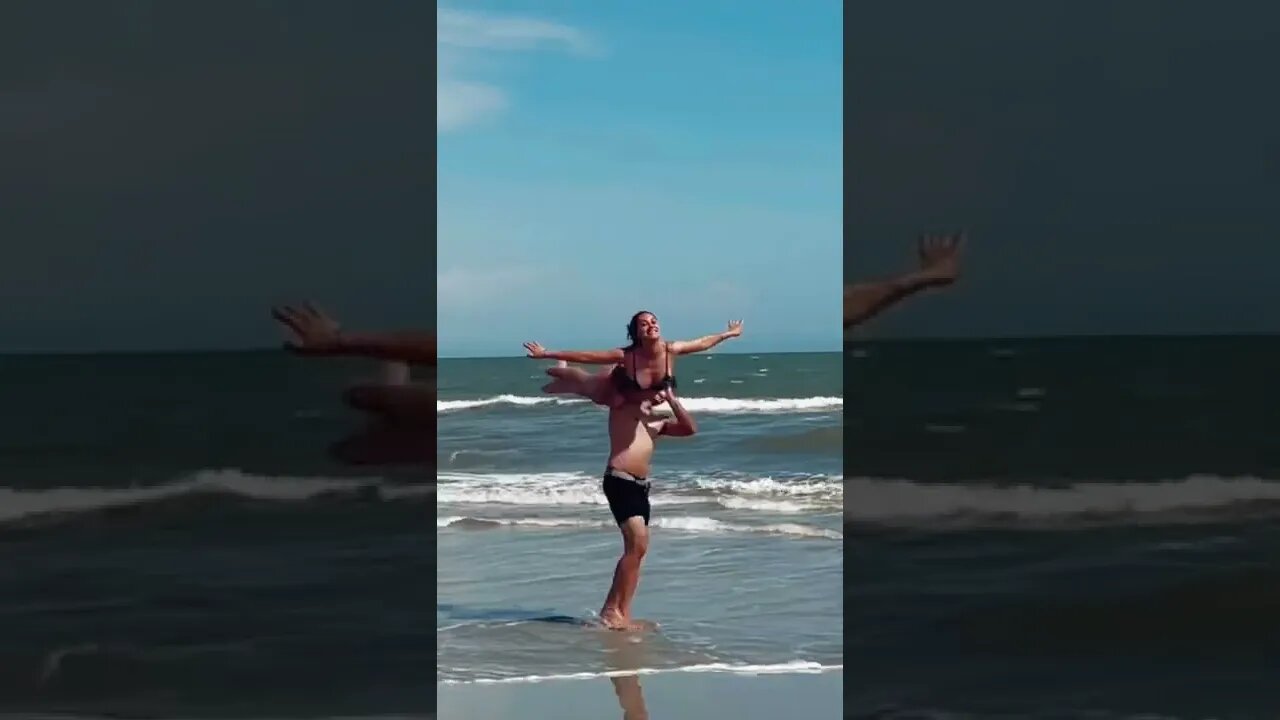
{"left": 611, "top": 343, "right": 677, "bottom": 393}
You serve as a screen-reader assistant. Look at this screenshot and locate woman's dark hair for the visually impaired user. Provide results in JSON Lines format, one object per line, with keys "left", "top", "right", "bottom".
{"left": 626, "top": 310, "right": 656, "bottom": 347}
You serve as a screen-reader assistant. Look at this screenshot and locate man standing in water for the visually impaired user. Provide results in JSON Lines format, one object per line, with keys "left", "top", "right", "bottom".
{"left": 523, "top": 311, "right": 723, "bottom": 630}
{"left": 597, "top": 384, "right": 697, "bottom": 630}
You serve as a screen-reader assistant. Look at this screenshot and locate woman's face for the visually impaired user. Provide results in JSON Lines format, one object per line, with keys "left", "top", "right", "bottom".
{"left": 634, "top": 313, "right": 661, "bottom": 341}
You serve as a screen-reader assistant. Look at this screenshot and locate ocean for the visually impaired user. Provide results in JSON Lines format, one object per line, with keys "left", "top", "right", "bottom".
{"left": 847, "top": 335, "right": 1280, "bottom": 719}
{"left": 436, "top": 352, "right": 843, "bottom": 710}
{"left": 9, "top": 337, "right": 1270, "bottom": 718}
{"left": 0, "top": 351, "right": 434, "bottom": 718}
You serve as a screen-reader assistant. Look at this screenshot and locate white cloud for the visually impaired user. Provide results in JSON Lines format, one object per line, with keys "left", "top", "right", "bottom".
{"left": 438, "top": 265, "right": 549, "bottom": 308}
{"left": 437, "top": 78, "right": 507, "bottom": 133}
{"left": 436, "top": 8, "right": 592, "bottom": 134}
{"left": 700, "top": 280, "right": 755, "bottom": 310}
{"left": 438, "top": 9, "right": 592, "bottom": 53}
{"left": 665, "top": 280, "right": 757, "bottom": 318}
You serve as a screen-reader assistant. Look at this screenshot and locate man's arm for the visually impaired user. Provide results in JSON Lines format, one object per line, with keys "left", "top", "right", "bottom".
{"left": 845, "top": 232, "right": 963, "bottom": 329}
{"left": 669, "top": 320, "right": 743, "bottom": 355}
{"left": 523, "top": 342, "right": 625, "bottom": 364}
{"left": 656, "top": 389, "right": 697, "bottom": 437}
{"left": 272, "top": 304, "right": 436, "bottom": 366}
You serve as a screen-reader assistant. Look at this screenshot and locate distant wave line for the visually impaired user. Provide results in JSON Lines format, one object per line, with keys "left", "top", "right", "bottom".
{"left": 439, "top": 395, "right": 842, "bottom": 414}
{"left": 441, "top": 659, "right": 842, "bottom": 685}
{"left": 847, "top": 474, "right": 1280, "bottom": 529}
{"left": 437, "top": 470, "right": 843, "bottom": 509}
{"left": 0, "top": 469, "right": 430, "bottom": 526}
{"left": 437, "top": 514, "right": 842, "bottom": 540}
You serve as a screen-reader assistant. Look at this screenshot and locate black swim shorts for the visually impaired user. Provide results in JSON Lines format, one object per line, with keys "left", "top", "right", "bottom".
{"left": 602, "top": 467, "right": 651, "bottom": 526}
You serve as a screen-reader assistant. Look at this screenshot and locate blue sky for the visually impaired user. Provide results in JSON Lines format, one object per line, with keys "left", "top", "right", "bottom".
{"left": 437, "top": 1, "right": 842, "bottom": 357}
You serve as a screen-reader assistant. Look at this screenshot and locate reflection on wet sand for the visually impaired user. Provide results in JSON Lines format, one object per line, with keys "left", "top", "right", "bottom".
{"left": 601, "top": 627, "right": 652, "bottom": 720}
{"left": 610, "top": 675, "right": 649, "bottom": 720}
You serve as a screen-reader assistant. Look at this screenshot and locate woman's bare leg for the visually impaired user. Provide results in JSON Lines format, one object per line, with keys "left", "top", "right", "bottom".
{"left": 542, "top": 361, "right": 619, "bottom": 406}
{"left": 380, "top": 361, "right": 410, "bottom": 385}
{"left": 330, "top": 361, "right": 431, "bottom": 465}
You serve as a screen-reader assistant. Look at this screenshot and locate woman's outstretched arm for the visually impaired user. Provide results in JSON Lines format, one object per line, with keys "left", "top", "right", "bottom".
{"left": 522, "top": 342, "right": 625, "bottom": 364}
{"left": 845, "top": 232, "right": 963, "bottom": 329}
{"left": 272, "top": 303, "right": 436, "bottom": 365}
{"left": 669, "top": 320, "right": 743, "bottom": 355}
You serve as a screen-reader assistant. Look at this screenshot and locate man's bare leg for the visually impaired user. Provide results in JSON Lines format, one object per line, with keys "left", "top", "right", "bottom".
{"left": 845, "top": 232, "right": 963, "bottom": 329}
{"left": 600, "top": 516, "right": 649, "bottom": 629}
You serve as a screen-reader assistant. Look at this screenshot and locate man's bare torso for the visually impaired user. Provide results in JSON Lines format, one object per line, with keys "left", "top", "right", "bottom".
{"left": 606, "top": 403, "right": 666, "bottom": 477}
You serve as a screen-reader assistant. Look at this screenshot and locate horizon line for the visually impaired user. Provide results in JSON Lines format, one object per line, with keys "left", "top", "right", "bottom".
{"left": 438, "top": 347, "right": 839, "bottom": 360}
{"left": 1, "top": 330, "right": 1276, "bottom": 358}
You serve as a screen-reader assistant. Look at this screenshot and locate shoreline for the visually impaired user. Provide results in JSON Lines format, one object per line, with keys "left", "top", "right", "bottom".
{"left": 438, "top": 667, "right": 841, "bottom": 720}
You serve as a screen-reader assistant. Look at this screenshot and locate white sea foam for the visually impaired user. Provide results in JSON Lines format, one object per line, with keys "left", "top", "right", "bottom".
{"left": 716, "top": 496, "right": 815, "bottom": 513}
{"left": 440, "top": 659, "right": 842, "bottom": 685}
{"left": 437, "top": 514, "right": 841, "bottom": 539}
{"left": 436, "top": 471, "right": 843, "bottom": 508}
{"left": 438, "top": 394, "right": 586, "bottom": 412}
{"left": 436, "top": 471, "right": 662, "bottom": 507}
{"left": 0, "top": 469, "right": 432, "bottom": 525}
{"left": 653, "top": 516, "right": 841, "bottom": 539}
{"left": 694, "top": 475, "right": 843, "bottom": 500}
{"left": 846, "top": 474, "right": 1280, "bottom": 528}
{"left": 437, "top": 395, "right": 842, "bottom": 414}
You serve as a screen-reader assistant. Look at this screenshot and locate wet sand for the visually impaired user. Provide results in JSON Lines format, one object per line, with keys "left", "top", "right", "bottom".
{"left": 438, "top": 669, "right": 841, "bottom": 719}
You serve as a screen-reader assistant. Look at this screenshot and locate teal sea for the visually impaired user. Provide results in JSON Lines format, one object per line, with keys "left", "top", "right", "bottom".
{"left": 12, "top": 337, "right": 1271, "bottom": 717}
{"left": 847, "top": 335, "right": 1280, "bottom": 719}
{"left": 0, "top": 352, "right": 432, "bottom": 717}
{"left": 436, "top": 351, "right": 843, "bottom": 701}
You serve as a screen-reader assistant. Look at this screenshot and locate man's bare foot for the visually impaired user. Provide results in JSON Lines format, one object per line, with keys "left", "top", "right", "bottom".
{"left": 599, "top": 609, "right": 652, "bottom": 632}
{"left": 599, "top": 608, "right": 628, "bottom": 630}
